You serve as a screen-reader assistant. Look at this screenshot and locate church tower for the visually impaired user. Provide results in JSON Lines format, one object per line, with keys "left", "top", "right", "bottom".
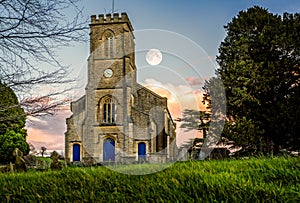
{"left": 65, "top": 13, "right": 177, "bottom": 165}
{"left": 85, "top": 13, "right": 136, "bottom": 163}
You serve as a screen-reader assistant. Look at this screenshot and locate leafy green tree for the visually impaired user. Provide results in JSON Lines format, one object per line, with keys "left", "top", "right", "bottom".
{"left": 0, "top": 82, "right": 29, "bottom": 163}
{"left": 216, "top": 6, "right": 300, "bottom": 155}
{"left": 0, "top": 130, "right": 29, "bottom": 163}
{"left": 0, "top": 82, "right": 26, "bottom": 133}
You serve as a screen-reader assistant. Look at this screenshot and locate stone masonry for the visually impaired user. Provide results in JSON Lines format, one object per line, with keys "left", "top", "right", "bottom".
{"left": 65, "top": 13, "right": 177, "bottom": 165}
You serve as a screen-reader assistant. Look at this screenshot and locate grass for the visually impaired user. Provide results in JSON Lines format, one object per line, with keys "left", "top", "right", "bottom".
{"left": 0, "top": 157, "right": 299, "bottom": 202}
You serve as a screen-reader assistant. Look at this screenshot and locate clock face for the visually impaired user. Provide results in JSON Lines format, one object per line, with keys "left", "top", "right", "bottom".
{"left": 103, "top": 68, "right": 113, "bottom": 78}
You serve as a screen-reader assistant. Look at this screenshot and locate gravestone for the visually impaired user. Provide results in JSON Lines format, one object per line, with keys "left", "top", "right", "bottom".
{"left": 13, "top": 148, "right": 27, "bottom": 172}
{"left": 50, "top": 151, "right": 62, "bottom": 170}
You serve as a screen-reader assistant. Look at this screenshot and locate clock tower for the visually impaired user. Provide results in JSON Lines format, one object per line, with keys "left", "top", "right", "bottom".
{"left": 83, "top": 13, "right": 137, "bottom": 163}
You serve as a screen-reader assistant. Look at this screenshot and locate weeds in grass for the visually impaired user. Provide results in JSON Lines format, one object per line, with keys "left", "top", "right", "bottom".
{"left": 0, "top": 157, "right": 299, "bottom": 202}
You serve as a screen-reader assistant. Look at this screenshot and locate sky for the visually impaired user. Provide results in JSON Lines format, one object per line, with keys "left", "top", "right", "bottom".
{"left": 26, "top": 0, "right": 300, "bottom": 152}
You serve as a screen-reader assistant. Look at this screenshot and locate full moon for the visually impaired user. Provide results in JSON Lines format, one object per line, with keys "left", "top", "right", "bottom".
{"left": 146, "top": 49, "right": 163, "bottom": 66}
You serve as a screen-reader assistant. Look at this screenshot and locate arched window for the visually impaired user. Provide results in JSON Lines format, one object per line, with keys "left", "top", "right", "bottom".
{"left": 103, "top": 30, "right": 114, "bottom": 58}
{"left": 103, "top": 97, "right": 116, "bottom": 123}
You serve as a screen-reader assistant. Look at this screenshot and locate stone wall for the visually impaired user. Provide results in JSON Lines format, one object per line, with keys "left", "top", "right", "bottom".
{"left": 65, "top": 12, "right": 178, "bottom": 165}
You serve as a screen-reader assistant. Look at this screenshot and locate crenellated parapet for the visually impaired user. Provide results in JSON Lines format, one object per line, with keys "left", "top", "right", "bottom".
{"left": 90, "top": 12, "right": 133, "bottom": 31}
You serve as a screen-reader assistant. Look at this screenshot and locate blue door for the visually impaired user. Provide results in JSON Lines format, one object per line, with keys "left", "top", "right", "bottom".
{"left": 103, "top": 138, "right": 115, "bottom": 161}
{"left": 73, "top": 144, "right": 80, "bottom": 161}
{"left": 138, "top": 142, "right": 146, "bottom": 160}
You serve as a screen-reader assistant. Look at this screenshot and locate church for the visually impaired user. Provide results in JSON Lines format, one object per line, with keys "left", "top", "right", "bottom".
{"left": 65, "top": 13, "right": 177, "bottom": 165}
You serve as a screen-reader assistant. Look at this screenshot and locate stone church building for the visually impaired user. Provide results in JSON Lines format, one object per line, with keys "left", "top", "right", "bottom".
{"left": 65, "top": 13, "right": 177, "bottom": 165}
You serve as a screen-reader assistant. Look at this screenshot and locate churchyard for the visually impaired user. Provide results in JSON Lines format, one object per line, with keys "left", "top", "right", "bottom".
{"left": 0, "top": 157, "right": 299, "bottom": 202}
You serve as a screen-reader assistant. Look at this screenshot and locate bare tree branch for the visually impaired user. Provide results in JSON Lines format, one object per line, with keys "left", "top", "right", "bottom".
{"left": 0, "top": 0, "right": 88, "bottom": 117}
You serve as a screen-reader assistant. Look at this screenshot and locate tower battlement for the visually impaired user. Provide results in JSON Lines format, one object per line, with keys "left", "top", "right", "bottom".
{"left": 65, "top": 11, "right": 178, "bottom": 166}
{"left": 90, "top": 12, "right": 128, "bottom": 23}
{"left": 90, "top": 12, "right": 133, "bottom": 31}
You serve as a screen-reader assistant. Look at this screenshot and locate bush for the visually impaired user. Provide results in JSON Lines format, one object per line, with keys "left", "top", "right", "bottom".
{"left": 24, "top": 154, "right": 37, "bottom": 166}
{"left": 0, "top": 130, "right": 29, "bottom": 163}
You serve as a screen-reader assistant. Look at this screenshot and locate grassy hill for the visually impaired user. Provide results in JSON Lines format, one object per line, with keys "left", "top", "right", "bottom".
{"left": 0, "top": 157, "right": 299, "bottom": 202}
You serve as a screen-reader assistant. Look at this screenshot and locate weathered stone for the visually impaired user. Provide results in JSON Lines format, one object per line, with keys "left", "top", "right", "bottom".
{"left": 50, "top": 151, "right": 62, "bottom": 170}
{"left": 13, "top": 148, "right": 27, "bottom": 172}
{"left": 65, "top": 12, "right": 178, "bottom": 165}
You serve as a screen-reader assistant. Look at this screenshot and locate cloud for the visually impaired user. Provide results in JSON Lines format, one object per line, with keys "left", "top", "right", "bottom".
{"left": 142, "top": 78, "right": 206, "bottom": 118}
{"left": 142, "top": 78, "right": 207, "bottom": 147}
{"left": 176, "top": 126, "right": 203, "bottom": 147}
{"left": 26, "top": 116, "right": 48, "bottom": 126}
{"left": 186, "top": 77, "right": 204, "bottom": 86}
{"left": 26, "top": 108, "right": 72, "bottom": 150}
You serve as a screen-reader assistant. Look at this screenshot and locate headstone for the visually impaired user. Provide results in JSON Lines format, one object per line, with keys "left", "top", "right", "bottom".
{"left": 50, "top": 151, "right": 62, "bottom": 170}
{"left": 13, "top": 148, "right": 27, "bottom": 172}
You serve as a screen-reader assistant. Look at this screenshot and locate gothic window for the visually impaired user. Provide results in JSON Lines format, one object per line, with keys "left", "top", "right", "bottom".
{"left": 103, "top": 97, "right": 116, "bottom": 123}
{"left": 103, "top": 30, "right": 115, "bottom": 58}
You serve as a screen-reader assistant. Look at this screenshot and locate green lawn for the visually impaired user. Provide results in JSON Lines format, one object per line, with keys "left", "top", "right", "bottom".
{"left": 0, "top": 157, "right": 299, "bottom": 202}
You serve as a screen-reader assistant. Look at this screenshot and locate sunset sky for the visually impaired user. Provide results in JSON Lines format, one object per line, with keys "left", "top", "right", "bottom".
{"left": 26, "top": 0, "right": 300, "bottom": 152}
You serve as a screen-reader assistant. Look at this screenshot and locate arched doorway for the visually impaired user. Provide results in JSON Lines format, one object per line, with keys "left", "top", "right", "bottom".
{"left": 73, "top": 144, "right": 80, "bottom": 162}
{"left": 138, "top": 142, "right": 146, "bottom": 160}
{"left": 103, "top": 138, "right": 115, "bottom": 161}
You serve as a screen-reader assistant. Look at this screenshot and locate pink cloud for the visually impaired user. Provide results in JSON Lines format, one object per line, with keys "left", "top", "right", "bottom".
{"left": 143, "top": 78, "right": 206, "bottom": 116}
{"left": 26, "top": 108, "right": 72, "bottom": 151}
{"left": 185, "top": 77, "right": 204, "bottom": 86}
{"left": 142, "top": 78, "right": 206, "bottom": 147}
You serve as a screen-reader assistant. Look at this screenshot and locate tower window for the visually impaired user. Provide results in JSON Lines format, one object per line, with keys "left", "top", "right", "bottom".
{"left": 103, "top": 97, "right": 116, "bottom": 123}
{"left": 103, "top": 30, "right": 115, "bottom": 58}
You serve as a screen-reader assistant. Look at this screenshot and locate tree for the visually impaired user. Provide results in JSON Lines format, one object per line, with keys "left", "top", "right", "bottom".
{"left": 28, "top": 142, "right": 38, "bottom": 155}
{"left": 180, "top": 77, "right": 227, "bottom": 159}
{"left": 41, "top": 146, "right": 47, "bottom": 157}
{"left": 216, "top": 6, "right": 300, "bottom": 155}
{"left": 180, "top": 109, "right": 210, "bottom": 159}
{"left": 180, "top": 109, "right": 210, "bottom": 138}
{"left": 0, "top": 0, "right": 88, "bottom": 117}
{"left": 0, "top": 82, "right": 29, "bottom": 163}
{"left": 0, "top": 130, "right": 29, "bottom": 164}
{"left": 0, "top": 81, "right": 26, "bottom": 129}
